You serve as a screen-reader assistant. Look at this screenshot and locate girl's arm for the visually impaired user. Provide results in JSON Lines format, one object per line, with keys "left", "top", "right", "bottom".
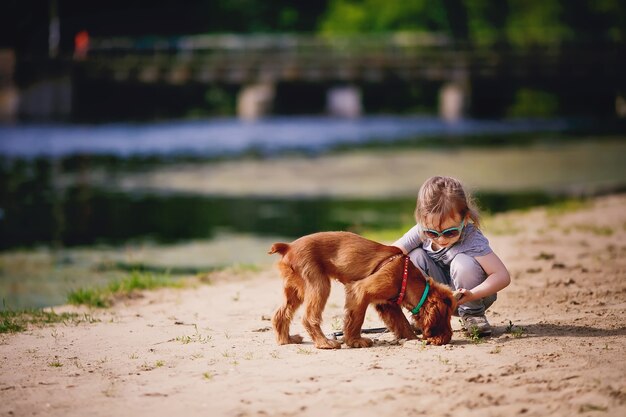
{"left": 455, "top": 252, "right": 511, "bottom": 304}
{"left": 392, "top": 224, "right": 422, "bottom": 255}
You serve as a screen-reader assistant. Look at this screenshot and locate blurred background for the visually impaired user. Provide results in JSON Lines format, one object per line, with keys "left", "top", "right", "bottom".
{"left": 0, "top": 0, "right": 625, "bottom": 309}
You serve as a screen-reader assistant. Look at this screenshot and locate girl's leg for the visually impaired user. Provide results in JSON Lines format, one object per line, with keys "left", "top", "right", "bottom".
{"left": 450, "top": 253, "right": 497, "bottom": 317}
{"left": 408, "top": 248, "right": 451, "bottom": 287}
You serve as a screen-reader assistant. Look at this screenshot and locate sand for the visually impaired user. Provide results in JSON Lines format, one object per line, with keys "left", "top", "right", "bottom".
{"left": 1, "top": 194, "right": 625, "bottom": 417}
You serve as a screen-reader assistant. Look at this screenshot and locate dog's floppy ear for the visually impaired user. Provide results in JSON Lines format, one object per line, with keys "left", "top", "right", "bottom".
{"left": 443, "top": 291, "right": 458, "bottom": 312}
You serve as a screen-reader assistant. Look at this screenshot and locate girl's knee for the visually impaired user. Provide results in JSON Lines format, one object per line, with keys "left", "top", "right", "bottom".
{"left": 408, "top": 248, "right": 429, "bottom": 268}
{"left": 450, "top": 254, "right": 486, "bottom": 289}
{"left": 408, "top": 248, "right": 450, "bottom": 286}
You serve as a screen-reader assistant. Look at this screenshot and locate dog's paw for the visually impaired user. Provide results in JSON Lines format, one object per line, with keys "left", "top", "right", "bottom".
{"left": 277, "top": 334, "right": 304, "bottom": 345}
{"left": 424, "top": 335, "right": 451, "bottom": 346}
{"left": 314, "top": 338, "right": 342, "bottom": 349}
{"left": 346, "top": 337, "right": 373, "bottom": 348}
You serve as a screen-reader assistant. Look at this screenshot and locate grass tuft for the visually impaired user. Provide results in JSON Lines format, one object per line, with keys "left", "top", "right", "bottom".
{"left": 505, "top": 320, "right": 526, "bottom": 338}
{"left": 468, "top": 326, "right": 484, "bottom": 343}
{"left": 67, "top": 288, "right": 109, "bottom": 308}
{"left": 0, "top": 308, "right": 95, "bottom": 334}
{"left": 67, "top": 270, "right": 185, "bottom": 308}
{"left": 0, "top": 313, "right": 25, "bottom": 333}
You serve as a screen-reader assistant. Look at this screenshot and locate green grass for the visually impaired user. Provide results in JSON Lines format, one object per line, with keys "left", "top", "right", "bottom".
{"left": 468, "top": 326, "right": 485, "bottom": 344}
{"left": 67, "top": 270, "right": 185, "bottom": 308}
{"left": 0, "top": 308, "right": 96, "bottom": 334}
{"left": 175, "top": 333, "right": 212, "bottom": 344}
{"left": 482, "top": 216, "right": 522, "bottom": 236}
{"left": 505, "top": 320, "right": 526, "bottom": 338}
{"left": 570, "top": 224, "right": 613, "bottom": 236}
{"left": 545, "top": 198, "right": 591, "bottom": 216}
{"left": 362, "top": 225, "right": 413, "bottom": 244}
{"left": 66, "top": 288, "right": 110, "bottom": 308}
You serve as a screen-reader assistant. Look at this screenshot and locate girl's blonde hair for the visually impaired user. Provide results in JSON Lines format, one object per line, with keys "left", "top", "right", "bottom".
{"left": 414, "top": 176, "right": 481, "bottom": 229}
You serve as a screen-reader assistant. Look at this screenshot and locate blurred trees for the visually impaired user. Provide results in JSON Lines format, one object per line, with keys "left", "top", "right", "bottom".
{"left": 319, "top": 0, "right": 626, "bottom": 45}
{"left": 2, "top": 0, "right": 624, "bottom": 54}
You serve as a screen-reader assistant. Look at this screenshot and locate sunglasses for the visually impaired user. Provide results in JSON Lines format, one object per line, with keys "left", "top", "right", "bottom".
{"left": 422, "top": 219, "right": 465, "bottom": 239}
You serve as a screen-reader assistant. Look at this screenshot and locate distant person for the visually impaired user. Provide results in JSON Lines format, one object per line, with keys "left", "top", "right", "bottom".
{"left": 74, "top": 30, "right": 90, "bottom": 60}
{"left": 393, "top": 176, "right": 510, "bottom": 336}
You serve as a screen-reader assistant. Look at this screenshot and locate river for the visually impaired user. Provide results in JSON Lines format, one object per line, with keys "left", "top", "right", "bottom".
{"left": 0, "top": 116, "right": 571, "bottom": 158}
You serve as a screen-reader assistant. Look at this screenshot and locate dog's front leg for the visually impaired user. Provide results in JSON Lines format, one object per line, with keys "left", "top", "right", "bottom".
{"left": 375, "top": 303, "right": 417, "bottom": 340}
{"left": 343, "top": 286, "right": 373, "bottom": 348}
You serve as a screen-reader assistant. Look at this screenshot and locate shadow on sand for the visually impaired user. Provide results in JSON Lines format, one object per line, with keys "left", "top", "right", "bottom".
{"left": 490, "top": 323, "right": 626, "bottom": 339}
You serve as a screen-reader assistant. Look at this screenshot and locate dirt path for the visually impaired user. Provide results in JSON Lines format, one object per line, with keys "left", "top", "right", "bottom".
{"left": 1, "top": 194, "right": 625, "bottom": 417}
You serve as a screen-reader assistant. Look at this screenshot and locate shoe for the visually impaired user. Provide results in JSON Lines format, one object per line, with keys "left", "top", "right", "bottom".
{"left": 461, "top": 314, "right": 492, "bottom": 337}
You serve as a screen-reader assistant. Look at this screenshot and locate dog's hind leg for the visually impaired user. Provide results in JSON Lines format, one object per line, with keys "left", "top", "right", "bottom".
{"left": 375, "top": 303, "right": 417, "bottom": 340}
{"left": 302, "top": 277, "right": 341, "bottom": 349}
{"left": 272, "top": 275, "right": 305, "bottom": 345}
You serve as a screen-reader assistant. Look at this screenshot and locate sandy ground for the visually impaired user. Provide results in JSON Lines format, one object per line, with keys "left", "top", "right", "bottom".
{"left": 1, "top": 194, "right": 625, "bottom": 417}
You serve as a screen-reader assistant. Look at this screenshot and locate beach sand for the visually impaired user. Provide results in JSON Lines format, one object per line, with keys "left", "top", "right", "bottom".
{"left": 1, "top": 194, "right": 625, "bottom": 417}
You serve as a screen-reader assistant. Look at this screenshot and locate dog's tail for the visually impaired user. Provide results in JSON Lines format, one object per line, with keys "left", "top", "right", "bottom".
{"left": 268, "top": 242, "right": 290, "bottom": 256}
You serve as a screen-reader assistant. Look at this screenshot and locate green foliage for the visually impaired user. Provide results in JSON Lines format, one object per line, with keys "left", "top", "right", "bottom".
{"left": 203, "top": 87, "right": 236, "bottom": 116}
{"left": 320, "top": 0, "right": 449, "bottom": 34}
{"left": 507, "top": 88, "right": 559, "bottom": 118}
{"left": 318, "top": 0, "right": 626, "bottom": 45}
{"left": 504, "top": 0, "right": 573, "bottom": 46}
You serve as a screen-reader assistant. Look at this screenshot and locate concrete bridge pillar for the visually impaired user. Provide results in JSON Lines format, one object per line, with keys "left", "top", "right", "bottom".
{"left": 326, "top": 86, "right": 362, "bottom": 118}
{"left": 0, "top": 49, "right": 19, "bottom": 123}
{"left": 616, "top": 93, "right": 626, "bottom": 118}
{"left": 439, "top": 80, "right": 470, "bottom": 122}
{"left": 237, "top": 83, "right": 275, "bottom": 120}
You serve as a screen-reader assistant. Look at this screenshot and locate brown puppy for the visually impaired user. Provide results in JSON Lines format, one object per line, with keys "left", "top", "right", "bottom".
{"left": 269, "top": 231, "right": 456, "bottom": 349}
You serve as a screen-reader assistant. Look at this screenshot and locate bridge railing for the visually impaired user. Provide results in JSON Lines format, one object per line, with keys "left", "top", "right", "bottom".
{"left": 88, "top": 33, "right": 453, "bottom": 55}
{"left": 76, "top": 33, "right": 624, "bottom": 85}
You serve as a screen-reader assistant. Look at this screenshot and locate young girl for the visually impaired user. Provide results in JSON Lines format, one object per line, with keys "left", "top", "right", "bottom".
{"left": 393, "top": 176, "right": 510, "bottom": 336}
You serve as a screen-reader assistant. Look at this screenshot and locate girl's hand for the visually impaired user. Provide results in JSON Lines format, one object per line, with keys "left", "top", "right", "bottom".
{"left": 453, "top": 288, "right": 474, "bottom": 304}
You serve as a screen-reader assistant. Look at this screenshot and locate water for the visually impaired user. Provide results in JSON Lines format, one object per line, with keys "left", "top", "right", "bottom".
{"left": 0, "top": 115, "right": 621, "bottom": 309}
{"left": 0, "top": 114, "right": 592, "bottom": 249}
{"left": 0, "top": 185, "right": 568, "bottom": 250}
{"left": 0, "top": 116, "right": 571, "bottom": 158}
{"left": 0, "top": 115, "right": 621, "bottom": 249}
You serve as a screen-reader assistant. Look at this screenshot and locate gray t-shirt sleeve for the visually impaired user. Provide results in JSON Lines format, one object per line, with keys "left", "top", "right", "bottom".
{"left": 453, "top": 224, "right": 493, "bottom": 258}
{"left": 396, "top": 224, "right": 423, "bottom": 252}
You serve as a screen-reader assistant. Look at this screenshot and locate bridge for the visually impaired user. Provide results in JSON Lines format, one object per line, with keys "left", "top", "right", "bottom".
{"left": 4, "top": 34, "right": 626, "bottom": 121}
